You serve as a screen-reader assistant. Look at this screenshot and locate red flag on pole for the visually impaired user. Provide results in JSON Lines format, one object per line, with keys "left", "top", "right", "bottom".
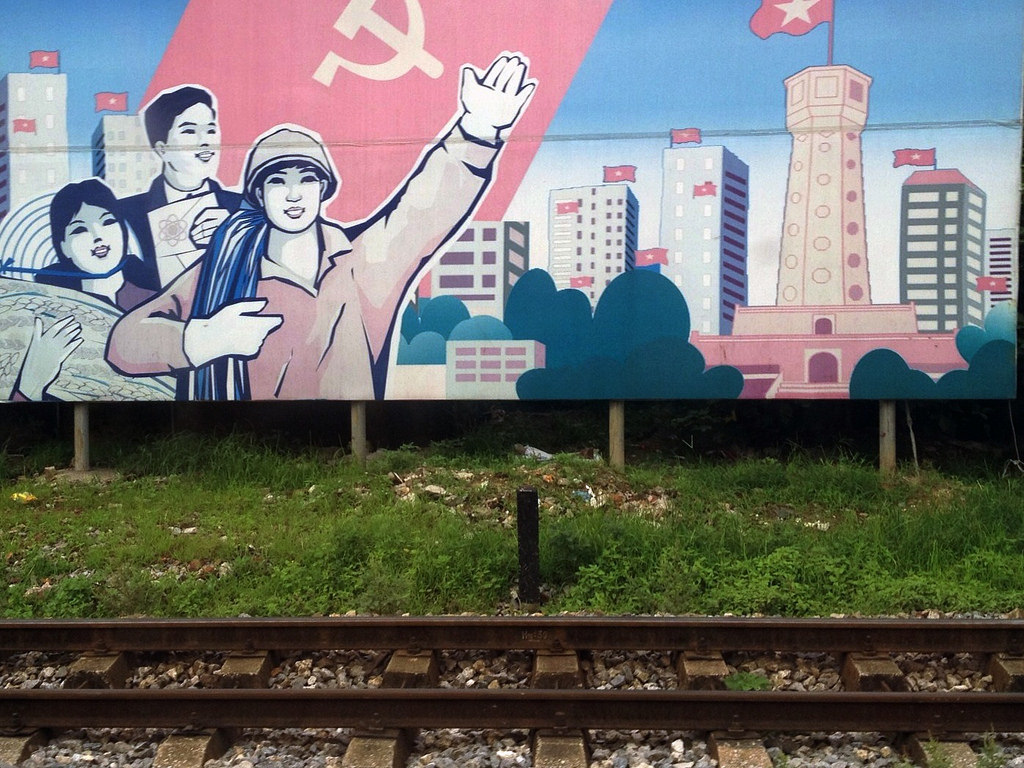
{"left": 750, "top": 0, "right": 833, "bottom": 39}
{"left": 603, "top": 165, "right": 636, "bottom": 183}
{"left": 29, "top": 50, "right": 59, "bottom": 68}
{"left": 95, "top": 92, "right": 129, "bottom": 112}
{"left": 977, "top": 276, "right": 1009, "bottom": 292}
{"left": 12, "top": 118, "right": 37, "bottom": 134}
{"left": 693, "top": 181, "right": 718, "bottom": 197}
{"left": 556, "top": 201, "right": 580, "bottom": 215}
{"left": 893, "top": 148, "right": 937, "bottom": 168}
{"left": 636, "top": 248, "right": 669, "bottom": 266}
{"left": 570, "top": 276, "right": 594, "bottom": 288}
{"left": 671, "top": 128, "right": 701, "bottom": 145}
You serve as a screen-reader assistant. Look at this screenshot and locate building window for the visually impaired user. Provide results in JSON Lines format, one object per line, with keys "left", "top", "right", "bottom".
{"left": 676, "top": 158, "right": 685, "bottom": 171}
{"left": 702, "top": 228, "right": 712, "bottom": 240}
{"left": 483, "top": 228, "right": 497, "bottom": 241}
{"left": 814, "top": 317, "right": 833, "bottom": 335}
{"left": 45, "top": 86, "right": 54, "bottom": 101}
{"left": 704, "top": 157, "right": 714, "bottom": 170}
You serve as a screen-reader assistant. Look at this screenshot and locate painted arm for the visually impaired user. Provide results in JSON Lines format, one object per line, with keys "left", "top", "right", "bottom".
{"left": 352, "top": 52, "right": 536, "bottom": 361}
{"left": 107, "top": 264, "right": 282, "bottom": 376}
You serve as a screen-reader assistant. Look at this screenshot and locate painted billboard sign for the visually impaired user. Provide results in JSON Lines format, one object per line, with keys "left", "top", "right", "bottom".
{"left": 0, "top": 0, "right": 1019, "bottom": 402}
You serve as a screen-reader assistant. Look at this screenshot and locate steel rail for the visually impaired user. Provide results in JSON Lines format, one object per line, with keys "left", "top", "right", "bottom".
{"left": 1, "top": 616, "right": 1022, "bottom": 654}
{"left": 1, "top": 689, "right": 1022, "bottom": 733}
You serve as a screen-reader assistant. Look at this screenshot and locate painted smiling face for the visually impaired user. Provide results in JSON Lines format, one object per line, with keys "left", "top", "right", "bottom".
{"left": 59, "top": 202, "right": 125, "bottom": 275}
{"left": 154, "top": 101, "right": 220, "bottom": 191}
{"left": 256, "top": 165, "right": 326, "bottom": 234}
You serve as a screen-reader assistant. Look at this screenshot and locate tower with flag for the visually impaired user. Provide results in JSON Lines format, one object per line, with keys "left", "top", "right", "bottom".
{"left": 687, "top": 0, "right": 966, "bottom": 398}
{"left": 0, "top": 68, "right": 70, "bottom": 221}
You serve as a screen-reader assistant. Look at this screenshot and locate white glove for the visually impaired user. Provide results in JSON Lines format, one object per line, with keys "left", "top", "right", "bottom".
{"left": 183, "top": 298, "right": 283, "bottom": 368}
{"left": 459, "top": 52, "right": 536, "bottom": 144}
{"left": 15, "top": 315, "right": 83, "bottom": 401}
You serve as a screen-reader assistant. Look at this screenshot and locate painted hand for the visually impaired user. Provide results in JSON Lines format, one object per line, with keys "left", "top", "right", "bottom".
{"left": 459, "top": 52, "right": 536, "bottom": 144}
{"left": 183, "top": 298, "right": 283, "bottom": 368}
{"left": 15, "top": 315, "right": 83, "bottom": 401}
{"left": 189, "top": 207, "right": 230, "bottom": 248}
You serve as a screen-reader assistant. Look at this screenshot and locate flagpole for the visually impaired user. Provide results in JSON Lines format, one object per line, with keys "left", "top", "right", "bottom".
{"left": 828, "top": 0, "right": 835, "bottom": 65}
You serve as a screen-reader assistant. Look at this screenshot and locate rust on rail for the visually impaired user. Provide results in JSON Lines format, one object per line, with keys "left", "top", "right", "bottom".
{"left": 1, "top": 616, "right": 1022, "bottom": 653}
{"left": 1, "top": 689, "right": 1022, "bottom": 734}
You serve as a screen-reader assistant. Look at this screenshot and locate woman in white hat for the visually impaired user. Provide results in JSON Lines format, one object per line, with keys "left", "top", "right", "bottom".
{"left": 107, "top": 53, "right": 535, "bottom": 401}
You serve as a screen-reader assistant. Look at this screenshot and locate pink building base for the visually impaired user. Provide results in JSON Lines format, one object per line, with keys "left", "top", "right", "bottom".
{"left": 690, "top": 304, "right": 966, "bottom": 399}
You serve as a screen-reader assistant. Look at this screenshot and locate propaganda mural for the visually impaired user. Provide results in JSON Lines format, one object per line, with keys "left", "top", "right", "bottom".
{"left": 0, "top": 0, "right": 1019, "bottom": 402}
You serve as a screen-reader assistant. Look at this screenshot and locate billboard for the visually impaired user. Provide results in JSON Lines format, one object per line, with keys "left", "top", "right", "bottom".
{"left": 0, "top": 0, "right": 1019, "bottom": 402}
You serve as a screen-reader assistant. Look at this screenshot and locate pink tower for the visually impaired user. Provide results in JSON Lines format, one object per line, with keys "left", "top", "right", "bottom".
{"left": 776, "top": 65, "right": 873, "bottom": 307}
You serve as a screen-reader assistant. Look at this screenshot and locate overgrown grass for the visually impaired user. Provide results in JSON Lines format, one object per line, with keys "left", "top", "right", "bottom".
{"left": 1, "top": 429, "right": 1022, "bottom": 617}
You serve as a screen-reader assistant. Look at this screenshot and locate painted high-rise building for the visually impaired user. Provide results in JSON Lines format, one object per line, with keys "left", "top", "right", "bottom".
{"left": 428, "top": 220, "right": 529, "bottom": 319}
{"left": 776, "top": 65, "right": 872, "bottom": 307}
{"left": 660, "top": 145, "right": 749, "bottom": 334}
{"left": 0, "top": 72, "right": 70, "bottom": 220}
{"left": 899, "top": 169, "right": 986, "bottom": 332}
{"left": 549, "top": 184, "right": 638, "bottom": 307}
{"left": 92, "top": 114, "right": 160, "bottom": 196}
{"left": 983, "top": 228, "right": 1016, "bottom": 315}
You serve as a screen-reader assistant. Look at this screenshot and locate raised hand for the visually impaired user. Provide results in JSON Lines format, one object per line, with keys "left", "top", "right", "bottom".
{"left": 15, "top": 315, "right": 83, "bottom": 401}
{"left": 459, "top": 52, "right": 537, "bottom": 144}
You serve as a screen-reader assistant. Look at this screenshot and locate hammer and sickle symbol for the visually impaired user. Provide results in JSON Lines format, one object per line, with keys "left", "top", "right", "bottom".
{"left": 313, "top": 0, "right": 444, "bottom": 85}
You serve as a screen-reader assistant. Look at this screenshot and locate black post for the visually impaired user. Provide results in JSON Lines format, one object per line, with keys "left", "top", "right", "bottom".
{"left": 516, "top": 486, "right": 540, "bottom": 604}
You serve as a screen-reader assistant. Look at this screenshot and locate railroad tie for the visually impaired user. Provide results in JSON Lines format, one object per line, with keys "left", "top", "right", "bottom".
{"left": 988, "top": 653, "right": 1024, "bottom": 691}
{"left": 905, "top": 735, "right": 980, "bottom": 768}
{"left": 677, "top": 650, "right": 730, "bottom": 690}
{"left": 840, "top": 652, "right": 907, "bottom": 691}
{"left": 153, "top": 730, "right": 230, "bottom": 768}
{"left": 0, "top": 730, "right": 47, "bottom": 765}
{"left": 709, "top": 733, "right": 773, "bottom": 768}
{"left": 65, "top": 652, "right": 129, "bottom": 689}
{"left": 531, "top": 649, "right": 589, "bottom": 768}
{"left": 341, "top": 649, "right": 435, "bottom": 768}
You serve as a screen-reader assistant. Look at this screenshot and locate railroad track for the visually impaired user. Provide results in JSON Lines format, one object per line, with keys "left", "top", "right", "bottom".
{"left": 1, "top": 616, "right": 1023, "bottom": 768}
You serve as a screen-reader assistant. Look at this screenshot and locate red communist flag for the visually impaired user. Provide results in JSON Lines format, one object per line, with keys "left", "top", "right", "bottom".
{"left": 29, "top": 50, "right": 59, "bottom": 68}
{"left": 977, "top": 276, "right": 1009, "bottom": 292}
{"left": 671, "top": 128, "right": 701, "bottom": 144}
{"left": 893, "top": 148, "right": 936, "bottom": 168}
{"left": 693, "top": 181, "right": 718, "bottom": 197}
{"left": 603, "top": 165, "right": 636, "bottom": 183}
{"left": 94, "top": 92, "right": 129, "bottom": 112}
{"left": 12, "top": 118, "right": 36, "bottom": 133}
{"left": 750, "top": 0, "right": 833, "bottom": 39}
{"left": 556, "top": 200, "right": 580, "bottom": 215}
{"left": 570, "top": 275, "right": 594, "bottom": 288}
{"left": 635, "top": 247, "right": 668, "bottom": 266}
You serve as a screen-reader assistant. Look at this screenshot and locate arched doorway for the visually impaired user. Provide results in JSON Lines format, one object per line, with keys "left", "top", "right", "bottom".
{"left": 808, "top": 352, "right": 839, "bottom": 383}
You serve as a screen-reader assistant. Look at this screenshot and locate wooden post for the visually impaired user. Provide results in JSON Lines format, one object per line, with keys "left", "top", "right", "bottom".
{"left": 73, "top": 403, "right": 90, "bottom": 472}
{"left": 608, "top": 400, "right": 625, "bottom": 469}
{"left": 350, "top": 401, "right": 368, "bottom": 461}
{"left": 879, "top": 400, "right": 896, "bottom": 475}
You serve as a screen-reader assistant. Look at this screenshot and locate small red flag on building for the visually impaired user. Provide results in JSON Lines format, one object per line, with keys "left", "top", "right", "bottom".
{"left": 12, "top": 118, "right": 37, "bottom": 133}
{"left": 750, "top": 0, "right": 833, "bottom": 39}
{"left": 603, "top": 165, "right": 636, "bottom": 183}
{"left": 556, "top": 200, "right": 580, "bottom": 215}
{"left": 570, "top": 275, "right": 594, "bottom": 289}
{"left": 893, "top": 148, "right": 936, "bottom": 168}
{"left": 29, "top": 50, "right": 59, "bottom": 68}
{"left": 693, "top": 181, "right": 718, "bottom": 197}
{"left": 671, "top": 128, "right": 701, "bottom": 145}
{"left": 95, "top": 92, "right": 129, "bottom": 112}
{"left": 977, "top": 276, "right": 1009, "bottom": 292}
{"left": 635, "top": 247, "right": 669, "bottom": 266}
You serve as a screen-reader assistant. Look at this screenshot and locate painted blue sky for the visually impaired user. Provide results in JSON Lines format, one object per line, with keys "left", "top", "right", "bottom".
{"left": 0, "top": 1, "right": 187, "bottom": 176}
{"left": 552, "top": 0, "right": 1024, "bottom": 137}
